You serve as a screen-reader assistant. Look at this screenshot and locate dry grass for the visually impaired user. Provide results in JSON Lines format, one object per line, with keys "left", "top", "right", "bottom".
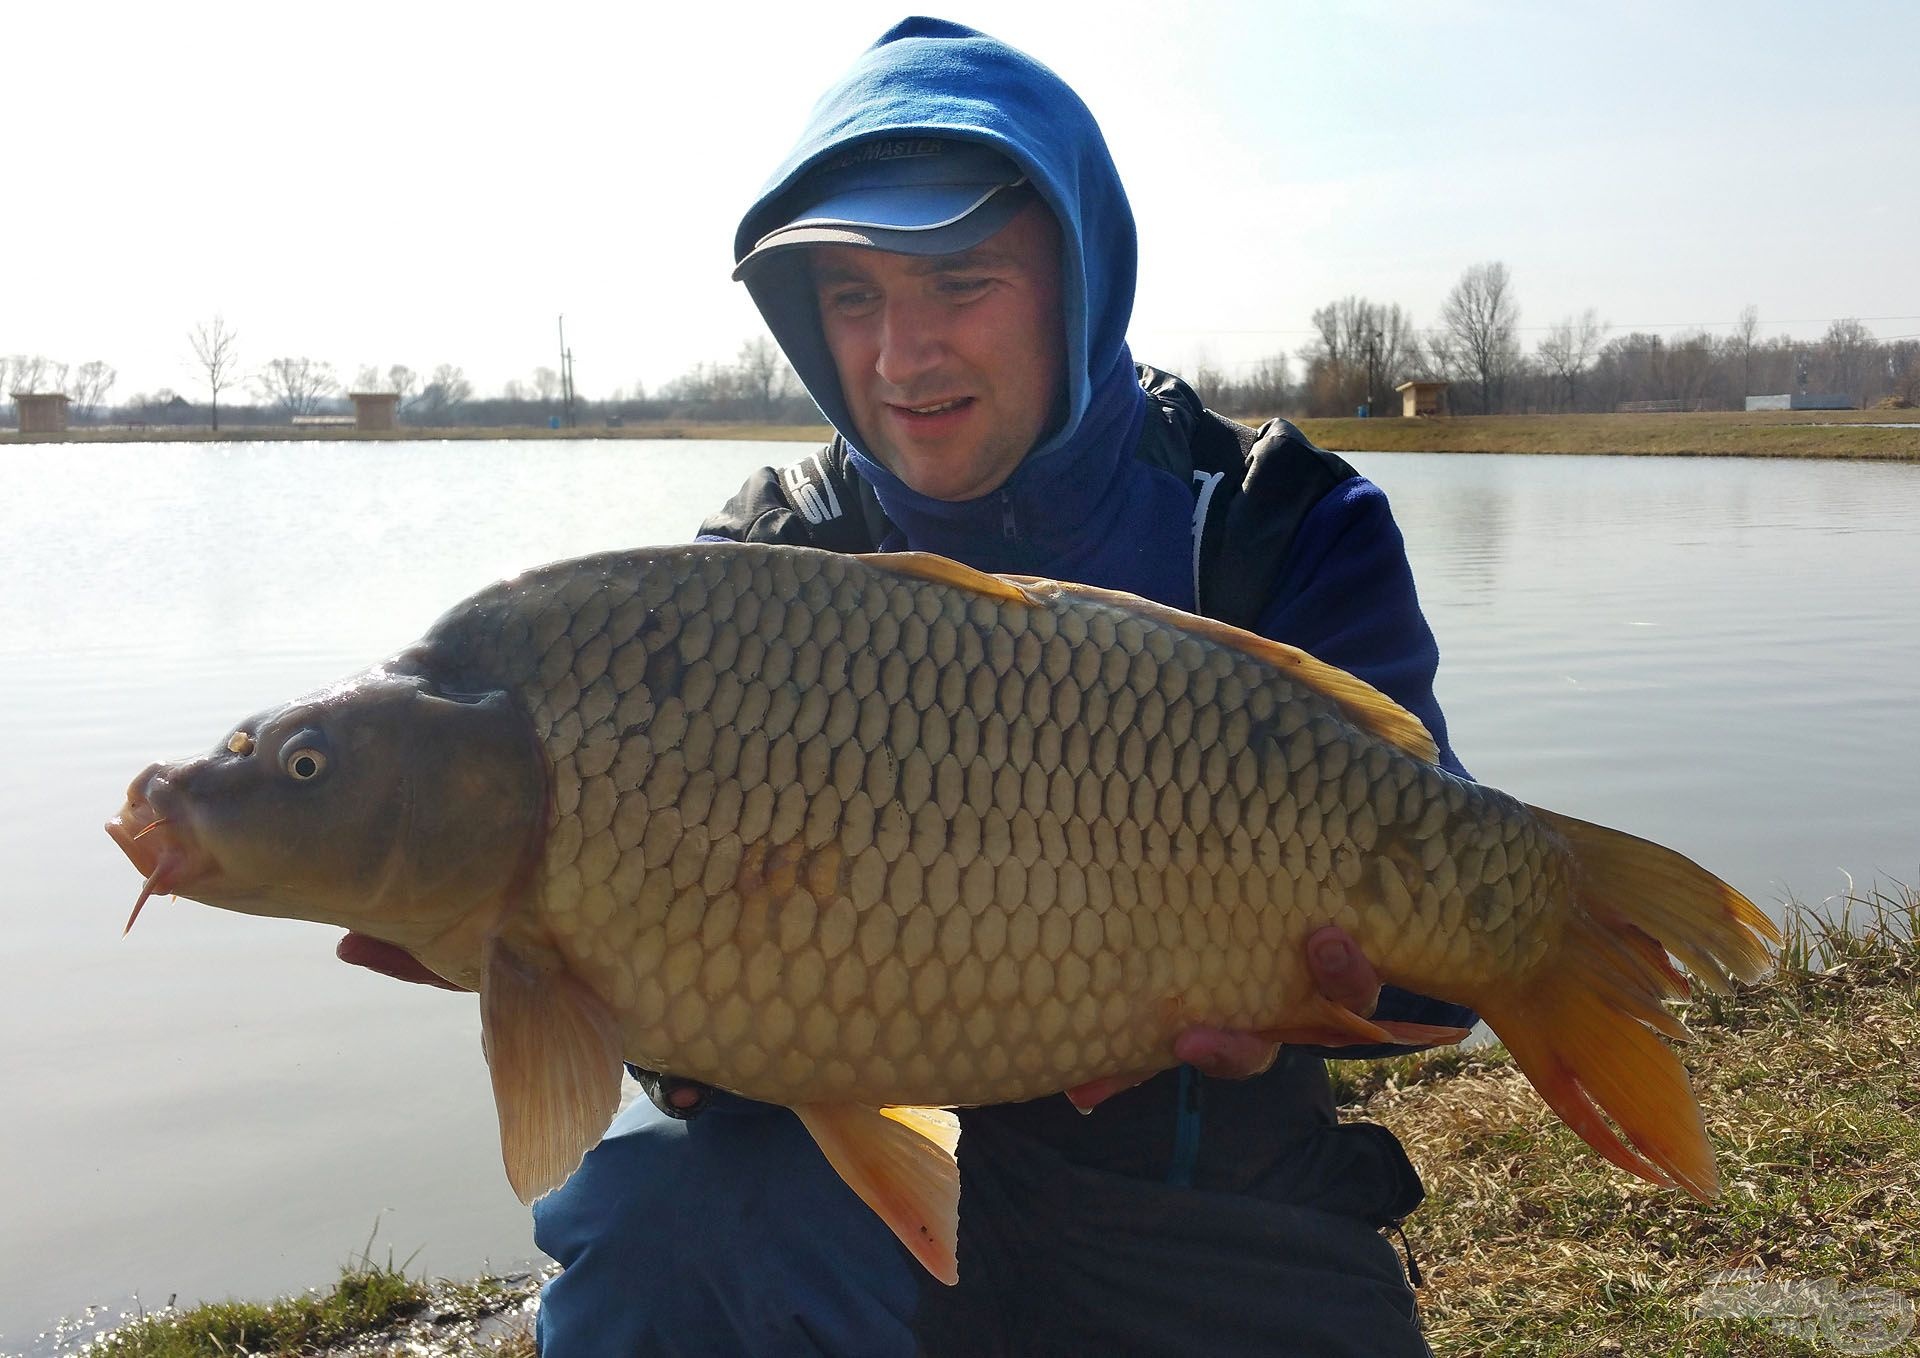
{"left": 1293, "top": 411, "right": 1920, "bottom": 460}
{"left": 11, "top": 409, "right": 1920, "bottom": 458}
{"left": 1341, "top": 885, "right": 1920, "bottom": 1355}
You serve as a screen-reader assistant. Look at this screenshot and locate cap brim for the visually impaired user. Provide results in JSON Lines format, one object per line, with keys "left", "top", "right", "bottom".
{"left": 732, "top": 181, "right": 1035, "bottom": 281}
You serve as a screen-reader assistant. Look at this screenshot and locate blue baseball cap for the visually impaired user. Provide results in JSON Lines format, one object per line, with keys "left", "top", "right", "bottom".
{"left": 732, "top": 137, "right": 1035, "bottom": 280}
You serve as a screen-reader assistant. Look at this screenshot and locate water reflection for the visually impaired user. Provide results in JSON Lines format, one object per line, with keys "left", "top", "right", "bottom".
{"left": 4, "top": 441, "right": 1918, "bottom": 1347}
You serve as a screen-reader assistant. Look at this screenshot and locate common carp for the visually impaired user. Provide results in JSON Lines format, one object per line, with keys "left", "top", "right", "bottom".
{"left": 107, "top": 542, "right": 1778, "bottom": 1282}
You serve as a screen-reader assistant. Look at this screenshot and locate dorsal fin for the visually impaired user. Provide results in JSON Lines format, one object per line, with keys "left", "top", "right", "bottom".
{"left": 855, "top": 550, "right": 1043, "bottom": 607}
{"left": 1016, "top": 576, "right": 1440, "bottom": 764}
{"left": 857, "top": 551, "right": 1438, "bottom": 765}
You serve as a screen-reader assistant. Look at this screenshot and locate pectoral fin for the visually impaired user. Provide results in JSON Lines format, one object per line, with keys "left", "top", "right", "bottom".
{"left": 480, "top": 941, "right": 623, "bottom": 1204}
{"left": 794, "top": 1103, "right": 962, "bottom": 1285}
{"left": 1258, "top": 994, "right": 1471, "bottom": 1048}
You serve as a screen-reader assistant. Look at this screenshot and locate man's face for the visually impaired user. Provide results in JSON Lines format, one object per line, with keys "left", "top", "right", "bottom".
{"left": 809, "top": 201, "right": 1065, "bottom": 503}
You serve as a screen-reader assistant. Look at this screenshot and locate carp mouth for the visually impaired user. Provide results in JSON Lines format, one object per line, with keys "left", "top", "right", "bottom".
{"left": 106, "top": 770, "right": 219, "bottom": 935}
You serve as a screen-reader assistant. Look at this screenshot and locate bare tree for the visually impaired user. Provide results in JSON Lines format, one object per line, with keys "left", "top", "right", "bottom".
{"left": 350, "top": 363, "right": 421, "bottom": 406}
{"left": 1296, "top": 297, "right": 1418, "bottom": 416}
{"left": 6, "top": 353, "right": 50, "bottom": 394}
{"left": 1730, "top": 305, "right": 1761, "bottom": 401}
{"left": 735, "top": 337, "right": 796, "bottom": 420}
{"left": 660, "top": 361, "right": 737, "bottom": 405}
{"left": 1665, "top": 330, "right": 1717, "bottom": 408}
{"left": 1411, "top": 331, "right": 1463, "bottom": 384}
{"left": 1440, "top": 262, "right": 1520, "bottom": 413}
{"left": 386, "top": 364, "right": 418, "bottom": 407}
{"left": 1893, "top": 351, "right": 1920, "bottom": 407}
{"left": 66, "top": 360, "right": 117, "bottom": 419}
{"left": 1819, "top": 318, "right": 1875, "bottom": 403}
{"left": 1188, "top": 355, "right": 1229, "bottom": 411}
{"left": 415, "top": 364, "right": 472, "bottom": 420}
{"left": 1536, "top": 309, "right": 1608, "bottom": 410}
{"left": 189, "top": 316, "right": 240, "bottom": 431}
{"left": 252, "top": 356, "right": 339, "bottom": 417}
{"left": 530, "top": 367, "right": 561, "bottom": 402}
{"left": 1236, "top": 353, "right": 1294, "bottom": 414}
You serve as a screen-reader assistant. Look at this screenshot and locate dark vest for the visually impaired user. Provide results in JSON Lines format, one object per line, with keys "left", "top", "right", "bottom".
{"left": 697, "top": 369, "right": 1423, "bottom": 1230}
{"left": 698, "top": 366, "right": 1358, "bottom": 632}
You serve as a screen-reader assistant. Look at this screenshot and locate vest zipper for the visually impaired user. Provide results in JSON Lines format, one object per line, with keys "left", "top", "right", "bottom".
{"left": 999, "top": 489, "right": 1018, "bottom": 541}
{"left": 1168, "top": 1065, "right": 1202, "bottom": 1186}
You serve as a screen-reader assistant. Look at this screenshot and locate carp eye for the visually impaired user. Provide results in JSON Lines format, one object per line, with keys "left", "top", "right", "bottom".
{"left": 227, "top": 731, "right": 255, "bottom": 756}
{"left": 284, "top": 747, "right": 328, "bottom": 781}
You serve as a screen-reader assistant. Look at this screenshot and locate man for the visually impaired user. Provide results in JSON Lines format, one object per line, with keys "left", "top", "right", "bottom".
{"left": 346, "top": 17, "right": 1472, "bottom": 1355}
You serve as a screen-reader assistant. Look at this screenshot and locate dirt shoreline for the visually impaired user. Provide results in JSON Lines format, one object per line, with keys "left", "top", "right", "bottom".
{"left": 5, "top": 410, "right": 1917, "bottom": 459}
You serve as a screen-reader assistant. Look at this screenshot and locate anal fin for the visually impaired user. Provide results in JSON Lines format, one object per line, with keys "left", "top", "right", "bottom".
{"left": 480, "top": 941, "right": 624, "bottom": 1204}
{"left": 795, "top": 1103, "right": 962, "bottom": 1285}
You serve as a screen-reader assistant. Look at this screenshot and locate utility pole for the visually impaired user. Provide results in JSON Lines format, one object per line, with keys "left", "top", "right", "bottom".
{"left": 1364, "top": 330, "right": 1382, "bottom": 417}
{"left": 558, "top": 314, "right": 577, "bottom": 428}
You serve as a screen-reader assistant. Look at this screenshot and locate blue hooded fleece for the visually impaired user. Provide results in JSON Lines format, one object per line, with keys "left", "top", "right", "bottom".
{"left": 735, "top": 16, "right": 1166, "bottom": 582}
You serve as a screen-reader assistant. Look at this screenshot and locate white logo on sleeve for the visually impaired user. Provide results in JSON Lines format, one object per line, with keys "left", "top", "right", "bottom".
{"left": 1189, "top": 470, "right": 1226, "bottom": 604}
{"left": 782, "top": 455, "right": 845, "bottom": 526}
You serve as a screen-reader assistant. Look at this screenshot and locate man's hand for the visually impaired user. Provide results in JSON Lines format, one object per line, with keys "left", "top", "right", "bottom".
{"left": 336, "top": 932, "right": 470, "bottom": 992}
{"left": 337, "top": 930, "right": 719, "bottom": 1119}
{"left": 1064, "top": 924, "right": 1380, "bottom": 1112}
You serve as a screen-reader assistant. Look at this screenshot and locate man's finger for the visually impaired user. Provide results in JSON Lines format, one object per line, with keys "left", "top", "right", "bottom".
{"left": 1062, "top": 1067, "right": 1164, "bottom": 1113}
{"left": 336, "top": 932, "right": 469, "bottom": 991}
{"left": 1172, "top": 1027, "right": 1281, "bottom": 1080}
{"left": 1305, "top": 925, "right": 1381, "bottom": 1017}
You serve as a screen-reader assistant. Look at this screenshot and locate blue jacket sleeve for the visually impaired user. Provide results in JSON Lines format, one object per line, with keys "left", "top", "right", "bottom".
{"left": 1250, "top": 476, "right": 1479, "bottom": 1051}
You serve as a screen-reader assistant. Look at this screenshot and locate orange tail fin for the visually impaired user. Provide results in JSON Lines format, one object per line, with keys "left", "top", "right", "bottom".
{"left": 1473, "top": 809, "right": 1780, "bottom": 1200}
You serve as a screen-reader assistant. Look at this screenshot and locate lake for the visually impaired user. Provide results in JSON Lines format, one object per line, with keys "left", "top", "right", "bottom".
{"left": 3, "top": 440, "right": 1916, "bottom": 1348}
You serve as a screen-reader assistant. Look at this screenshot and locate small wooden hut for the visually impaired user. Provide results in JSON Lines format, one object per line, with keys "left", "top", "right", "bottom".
{"left": 1394, "top": 380, "right": 1448, "bottom": 418}
{"left": 12, "top": 392, "right": 70, "bottom": 433}
{"left": 349, "top": 392, "right": 401, "bottom": 432}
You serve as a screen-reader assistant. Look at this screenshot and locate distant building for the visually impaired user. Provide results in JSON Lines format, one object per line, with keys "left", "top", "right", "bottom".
{"left": 348, "top": 391, "right": 401, "bottom": 431}
{"left": 11, "top": 391, "right": 70, "bottom": 433}
{"left": 1745, "top": 394, "right": 1856, "bottom": 411}
{"left": 1394, "top": 380, "right": 1448, "bottom": 417}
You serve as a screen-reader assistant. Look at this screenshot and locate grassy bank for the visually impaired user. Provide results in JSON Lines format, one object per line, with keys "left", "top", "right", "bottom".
{"left": 72, "top": 1261, "right": 540, "bottom": 1357}
{"left": 75, "top": 889, "right": 1919, "bottom": 1356}
{"left": 1343, "top": 885, "right": 1920, "bottom": 1355}
{"left": 1297, "top": 410, "right": 1920, "bottom": 459}
{"left": 8, "top": 410, "right": 1918, "bottom": 459}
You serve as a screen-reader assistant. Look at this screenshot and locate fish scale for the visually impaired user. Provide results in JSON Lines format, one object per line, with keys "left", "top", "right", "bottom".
{"left": 111, "top": 539, "right": 1779, "bottom": 1280}
{"left": 429, "top": 543, "right": 1529, "bottom": 1108}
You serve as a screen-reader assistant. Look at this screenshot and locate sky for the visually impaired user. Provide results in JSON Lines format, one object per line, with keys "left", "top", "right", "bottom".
{"left": 5, "top": 0, "right": 1917, "bottom": 402}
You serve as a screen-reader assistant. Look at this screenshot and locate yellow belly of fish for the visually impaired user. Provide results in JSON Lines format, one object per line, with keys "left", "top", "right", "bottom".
{"left": 509, "top": 545, "right": 1555, "bottom": 1108}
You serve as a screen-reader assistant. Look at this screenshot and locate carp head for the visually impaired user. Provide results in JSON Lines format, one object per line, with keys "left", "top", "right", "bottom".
{"left": 106, "top": 668, "right": 546, "bottom": 965}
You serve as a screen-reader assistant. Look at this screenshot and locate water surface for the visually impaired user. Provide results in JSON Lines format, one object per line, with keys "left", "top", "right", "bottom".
{"left": 3, "top": 442, "right": 1915, "bottom": 1346}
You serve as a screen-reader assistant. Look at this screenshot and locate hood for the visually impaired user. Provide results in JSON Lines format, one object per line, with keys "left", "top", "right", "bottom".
{"left": 736, "top": 16, "right": 1145, "bottom": 492}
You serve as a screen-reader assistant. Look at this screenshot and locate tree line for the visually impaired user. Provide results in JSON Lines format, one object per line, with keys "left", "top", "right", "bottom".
{"left": 8, "top": 282, "right": 1917, "bottom": 431}
{"left": 1195, "top": 263, "right": 1919, "bottom": 418}
{"left": 4, "top": 321, "right": 819, "bottom": 430}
